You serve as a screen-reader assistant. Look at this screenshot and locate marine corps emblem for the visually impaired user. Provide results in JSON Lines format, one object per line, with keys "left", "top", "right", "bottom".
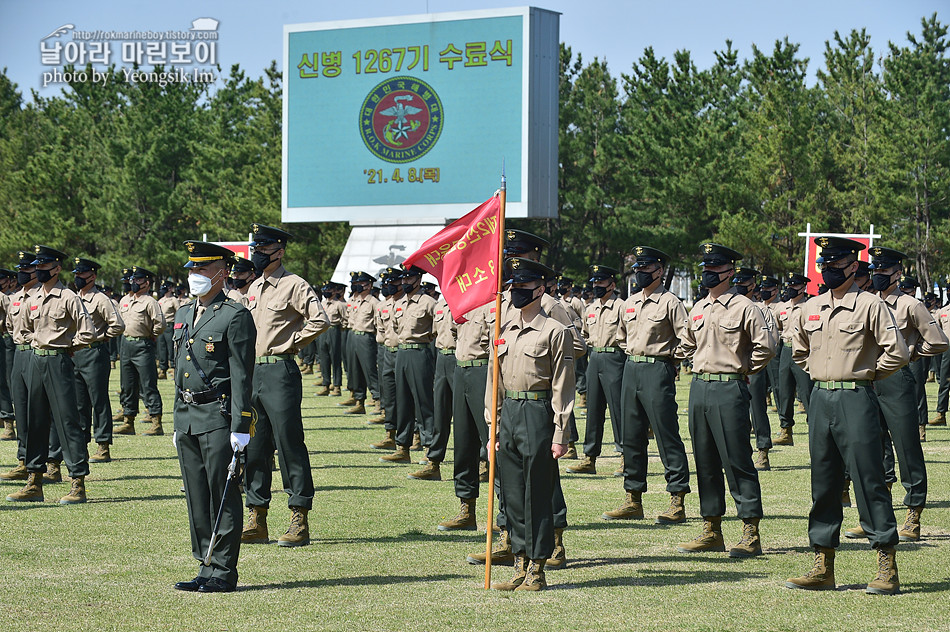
{"left": 703, "top": 244, "right": 714, "bottom": 253}
{"left": 206, "top": 341, "right": 215, "bottom": 353}
{"left": 817, "top": 237, "right": 829, "bottom": 247}
{"left": 359, "top": 76, "right": 443, "bottom": 164}
{"left": 635, "top": 246, "right": 644, "bottom": 256}
{"left": 187, "top": 242, "right": 195, "bottom": 252}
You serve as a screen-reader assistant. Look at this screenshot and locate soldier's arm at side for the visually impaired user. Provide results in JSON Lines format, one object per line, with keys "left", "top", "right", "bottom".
{"left": 670, "top": 298, "right": 691, "bottom": 361}
{"left": 70, "top": 293, "right": 96, "bottom": 347}
{"left": 911, "top": 299, "right": 949, "bottom": 357}
{"left": 790, "top": 307, "right": 810, "bottom": 372}
{"left": 550, "top": 326, "right": 575, "bottom": 446}
{"left": 550, "top": 301, "right": 587, "bottom": 358}
{"left": 872, "top": 299, "right": 909, "bottom": 380}
{"left": 103, "top": 294, "right": 126, "bottom": 338}
{"left": 227, "top": 307, "right": 257, "bottom": 434}
{"left": 745, "top": 303, "right": 773, "bottom": 375}
{"left": 294, "top": 282, "right": 330, "bottom": 348}
{"left": 151, "top": 299, "right": 166, "bottom": 337}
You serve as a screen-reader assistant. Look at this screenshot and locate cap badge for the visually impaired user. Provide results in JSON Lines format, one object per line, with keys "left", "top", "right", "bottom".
{"left": 703, "top": 244, "right": 713, "bottom": 253}
{"left": 187, "top": 242, "right": 195, "bottom": 252}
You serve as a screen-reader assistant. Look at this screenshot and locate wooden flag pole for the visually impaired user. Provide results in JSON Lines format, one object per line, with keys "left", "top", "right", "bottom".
{"left": 484, "top": 171, "right": 507, "bottom": 590}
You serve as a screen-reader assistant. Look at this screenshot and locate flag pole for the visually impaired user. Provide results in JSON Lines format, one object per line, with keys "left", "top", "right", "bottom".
{"left": 484, "top": 169, "right": 506, "bottom": 590}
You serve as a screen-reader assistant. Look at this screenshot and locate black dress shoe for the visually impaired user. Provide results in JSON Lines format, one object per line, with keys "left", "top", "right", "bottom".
{"left": 197, "top": 577, "right": 235, "bottom": 593}
{"left": 174, "top": 576, "right": 209, "bottom": 592}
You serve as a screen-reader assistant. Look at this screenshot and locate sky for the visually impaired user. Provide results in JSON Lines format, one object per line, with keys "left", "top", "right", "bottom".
{"left": 0, "top": 0, "right": 943, "bottom": 101}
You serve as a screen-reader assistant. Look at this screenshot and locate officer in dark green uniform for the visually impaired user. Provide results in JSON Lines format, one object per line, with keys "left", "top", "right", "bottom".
{"left": 172, "top": 241, "right": 255, "bottom": 594}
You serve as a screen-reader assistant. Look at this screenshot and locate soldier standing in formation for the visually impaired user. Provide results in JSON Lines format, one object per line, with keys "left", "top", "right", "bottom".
{"left": 172, "top": 241, "right": 255, "bottom": 593}
{"left": 786, "top": 237, "right": 908, "bottom": 594}
{"left": 678, "top": 244, "right": 773, "bottom": 558}
{"left": 316, "top": 281, "right": 346, "bottom": 397}
{"left": 241, "top": 224, "right": 329, "bottom": 548}
{"left": 0, "top": 269, "right": 14, "bottom": 441}
{"left": 227, "top": 255, "right": 257, "bottom": 306}
{"left": 773, "top": 273, "right": 812, "bottom": 446}
{"left": 157, "top": 282, "right": 180, "bottom": 380}
{"left": 72, "top": 258, "right": 125, "bottom": 463}
{"left": 340, "top": 271, "right": 378, "bottom": 415}
{"left": 413, "top": 292, "right": 455, "bottom": 481}
{"left": 115, "top": 266, "right": 166, "bottom": 436}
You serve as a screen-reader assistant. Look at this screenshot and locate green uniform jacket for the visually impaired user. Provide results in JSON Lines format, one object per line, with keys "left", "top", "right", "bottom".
{"left": 172, "top": 291, "right": 256, "bottom": 435}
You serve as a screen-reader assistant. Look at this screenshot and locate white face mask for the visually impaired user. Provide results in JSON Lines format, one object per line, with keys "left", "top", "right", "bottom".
{"left": 188, "top": 269, "right": 221, "bottom": 297}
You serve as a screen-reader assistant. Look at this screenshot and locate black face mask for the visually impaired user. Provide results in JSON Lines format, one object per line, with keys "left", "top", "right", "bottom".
{"left": 232, "top": 278, "right": 249, "bottom": 290}
{"left": 701, "top": 270, "right": 727, "bottom": 289}
{"left": 635, "top": 270, "right": 656, "bottom": 289}
{"left": 322, "top": 291, "right": 333, "bottom": 299}
{"left": 510, "top": 286, "right": 539, "bottom": 309}
{"left": 821, "top": 265, "right": 854, "bottom": 290}
{"left": 74, "top": 275, "right": 90, "bottom": 290}
{"left": 381, "top": 284, "right": 398, "bottom": 297}
{"left": 252, "top": 250, "right": 275, "bottom": 272}
{"left": 593, "top": 286, "right": 609, "bottom": 299}
{"left": 122, "top": 282, "right": 132, "bottom": 293}
{"left": 760, "top": 289, "right": 774, "bottom": 301}
{"left": 556, "top": 287, "right": 568, "bottom": 296}
{"left": 130, "top": 281, "right": 142, "bottom": 293}
{"left": 36, "top": 268, "right": 55, "bottom": 283}
{"left": 16, "top": 270, "right": 33, "bottom": 286}
{"left": 733, "top": 283, "right": 750, "bottom": 296}
{"left": 351, "top": 283, "right": 364, "bottom": 294}
{"left": 872, "top": 273, "right": 893, "bottom": 292}
{"left": 401, "top": 282, "right": 416, "bottom": 295}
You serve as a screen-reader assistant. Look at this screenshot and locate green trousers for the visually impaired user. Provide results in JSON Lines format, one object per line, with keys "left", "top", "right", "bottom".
{"left": 937, "top": 349, "right": 950, "bottom": 413}
{"left": 245, "top": 360, "right": 314, "bottom": 510}
{"left": 0, "top": 335, "right": 11, "bottom": 420}
{"left": 688, "top": 378, "right": 762, "bottom": 519}
{"left": 875, "top": 366, "right": 927, "bottom": 508}
{"left": 11, "top": 347, "right": 32, "bottom": 461}
{"left": 347, "top": 333, "right": 379, "bottom": 402}
{"left": 908, "top": 358, "right": 927, "bottom": 426}
{"left": 621, "top": 359, "right": 690, "bottom": 494}
{"left": 452, "top": 362, "right": 489, "bottom": 499}
{"left": 428, "top": 350, "right": 455, "bottom": 462}
{"left": 777, "top": 344, "right": 812, "bottom": 429}
{"left": 157, "top": 329, "right": 175, "bottom": 371}
{"left": 497, "top": 398, "right": 557, "bottom": 560}
{"left": 120, "top": 337, "right": 162, "bottom": 416}
{"left": 177, "top": 426, "right": 242, "bottom": 586}
{"left": 807, "top": 386, "right": 898, "bottom": 549}
{"left": 748, "top": 366, "right": 773, "bottom": 450}
{"left": 582, "top": 350, "right": 624, "bottom": 457}
{"left": 298, "top": 339, "right": 316, "bottom": 366}
{"left": 74, "top": 344, "right": 114, "bottom": 444}
{"left": 316, "top": 325, "right": 342, "bottom": 387}
{"left": 379, "top": 346, "right": 397, "bottom": 430}
{"left": 25, "top": 353, "right": 89, "bottom": 477}
{"left": 394, "top": 347, "right": 434, "bottom": 447}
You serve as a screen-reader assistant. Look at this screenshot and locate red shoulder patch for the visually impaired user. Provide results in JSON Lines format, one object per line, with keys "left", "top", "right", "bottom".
{"left": 780, "top": 310, "right": 787, "bottom": 316}
{"left": 174, "top": 322, "right": 184, "bottom": 329}
{"left": 12, "top": 302, "right": 20, "bottom": 307}
{"left": 493, "top": 339, "right": 505, "bottom": 346}
{"left": 808, "top": 315, "right": 821, "bottom": 321}
{"left": 30, "top": 305, "right": 38, "bottom": 311}
{"left": 626, "top": 308, "right": 636, "bottom": 313}
{"left": 588, "top": 313, "right": 596, "bottom": 318}
{"left": 489, "top": 307, "right": 496, "bottom": 313}
{"left": 436, "top": 310, "right": 443, "bottom": 315}
{"left": 692, "top": 314, "right": 703, "bottom": 321}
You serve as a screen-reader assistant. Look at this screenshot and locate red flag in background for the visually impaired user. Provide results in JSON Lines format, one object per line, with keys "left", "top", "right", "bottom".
{"left": 403, "top": 195, "right": 501, "bottom": 322}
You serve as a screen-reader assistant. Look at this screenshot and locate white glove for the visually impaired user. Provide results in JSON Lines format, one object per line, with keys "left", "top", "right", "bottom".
{"left": 230, "top": 432, "right": 251, "bottom": 452}
{"left": 172, "top": 431, "right": 177, "bottom": 448}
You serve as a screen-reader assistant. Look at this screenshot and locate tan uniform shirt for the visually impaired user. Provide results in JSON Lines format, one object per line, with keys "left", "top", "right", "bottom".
{"left": 227, "top": 288, "right": 249, "bottom": 307}
{"left": 619, "top": 287, "right": 689, "bottom": 359}
{"left": 0, "top": 293, "right": 8, "bottom": 336}
{"left": 158, "top": 295, "right": 180, "bottom": 323}
{"left": 582, "top": 293, "right": 626, "bottom": 348}
{"left": 454, "top": 303, "right": 492, "bottom": 362}
{"left": 322, "top": 297, "right": 346, "bottom": 327}
{"left": 348, "top": 294, "right": 378, "bottom": 334}
{"left": 938, "top": 303, "right": 950, "bottom": 337}
{"left": 375, "top": 296, "right": 399, "bottom": 347}
{"left": 567, "top": 295, "right": 585, "bottom": 322}
{"left": 792, "top": 284, "right": 909, "bottom": 381}
{"left": 245, "top": 265, "right": 329, "bottom": 356}
{"left": 26, "top": 281, "right": 95, "bottom": 350}
{"left": 7, "top": 287, "right": 37, "bottom": 345}
{"left": 394, "top": 290, "right": 436, "bottom": 344}
{"left": 500, "top": 292, "right": 588, "bottom": 358}
{"left": 433, "top": 298, "right": 457, "bottom": 350}
{"left": 753, "top": 301, "right": 779, "bottom": 351}
{"left": 488, "top": 306, "right": 575, "bottom": 444}
{"left": 682, "top": 287, "right": 774, "bottom": 375}
{"left": 881, "top": 290, "right": 948, "bottom": 360}
{"left": 80, "top": 288, "right": 125, "bottom": 342}
{"left": 119, "top": 292, "right": 166, "bottom": 338}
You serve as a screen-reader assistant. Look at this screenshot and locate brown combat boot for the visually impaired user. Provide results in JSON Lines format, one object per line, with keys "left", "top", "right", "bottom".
{"left": 842, "top": 480, "right": 852, "bottom": 507}
{"left": 89, "top": 443, "right": 111, "bottom": 463}
{"left": 845, "top": 524, "right": 868, "bottom": 539}
{"left": 242, "top": 505, "right": 269, "bottom": 544}
{"left": 367, "top": 410, "right": 386, "bottom": 424}
{"left": 774, "top": 427, "right": 794, "bottom": 446}
{"left": 337, "top": 396, "right": 357, "bottom": 407}
{"left": 927, "top": 371, "right": 936, "bottom": 383}
{"left": 516, "top": 559, "right": 547, "bottom": 591}
{"left": 371, "top": 429, "right": 396, "bottom": 450}
{"left": 437, "top": 498, "right": 476, "bottom": 531}
{"left": 563, "top": 442, "right": 578, "bottom": 460}
{"left": 919, "top": 425, "right": 926, "bottom": 442}
{"left": 565, "top": 455, "right": 596, "bottom": 474}
{"left": 277, "top": 506, "right": 310, "bottom": 547}
{"left": 60, "top": 476, "right": 86, "bottom": 504}
{"left": 576, "top": 392, "right": 587, "bottom": 408}
{"left": 929, "top": 412, "right": 947, "bottom": 426}
{"left": 345, "top": 400, "right": 366, "bottom": 415}
{"left": 677, "top": 516, "right": 725, "bottom": 553}
{"left": 467, "top": 529, "right": 514, "bottom": 565}
{"left": 729, "top": 518, "right": 762, "bottom": 558}
{"left": 0, "top": 459, "right": 28, "bottom": 481}
{"left": 898, "top": 506, "right": 923, "bottom": 542}
{"left": 142, "top": 414, "right": 164, "bottom": 436}
{"left": 112, "top": 411, "right": 125, "bottom": 422}
{"left": 754, "top": 449, "right": 770, "bottom": 471}
{"left": 407, "top": 460, "right": 441, "bottom": 481}
{"left": 786, "top": 546, "right": 836, "bottom": 590}
{"left": 301, "top": 364, "right": 313, "bottom": 375}
{"left": 315, "top": 385, "right": 330, "bottom": 396}
{"left": 602, "top": 491, "right": 644, "bottom": 520}
{"left": 797, "top": 400, "right": 806, "bottom": 413}
{"left": 656, "top": 491, "right": 687, "bottom": 524}
{"left": 410, "top": 431, "right": 423, "bottom": 451}
{"left": 866, "top": 547, "right": 899, "bottom": 595}
{"left": 157, "top": 369, "right": 167, "bottom": 380}
{"left": 379, "top": 445, "right": 411, "bottom": 463}
{"left": 545, "top": 528, "right": 567, "bottom": 569}
{"left": 613, "top": 455, "right": 625, "bottom": 477}
{"left": 43, "top": 461, "right": 62, "bottom": 483}
{"left": 478, "top": 460, "right": 489, "bottom": 482}
{"left": 6, "top": 471, "right": 44, "bottom": 502}
{"left": 0, "top": 420, "right": 15, "bottom": 441}
{"left": 114, "top": 415, "right": 136, "bottom": 435}
{"left": 490, "top": 555, "right": 526, "bottom": 591}
{"left": 329, "top": 385, "right": 341, "bottom": 396}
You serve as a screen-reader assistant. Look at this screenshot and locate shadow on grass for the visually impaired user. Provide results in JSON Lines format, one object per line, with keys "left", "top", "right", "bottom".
{"left": 314, "top": 485, "right": 396, "bottom": 492}
{"left": 239, "top": 572, "right": 468, "bottom": 591}
{"left": 93, "top": 474, "right": 182, "bottom": 482}
{"left": 116, "top": 456, "right": 179, "bottom": 462}
{"left": 313, "top": 464, "right": 401, "bottom": 470}
{"left": 566, "top": 554, "right": 741, "bottom": 570}
{"left": 555, "top": 567, "right": 767, "bottom": 589}
{"left": 87, "top": 494, "right": 184, "bottom": 504}
{"left": 314, "top": 529, "right": 481, "bottom": 545}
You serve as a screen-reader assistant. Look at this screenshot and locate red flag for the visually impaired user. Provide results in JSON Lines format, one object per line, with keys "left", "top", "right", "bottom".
{"left": 403, "top": 195, "right": 501, "bottom": 322}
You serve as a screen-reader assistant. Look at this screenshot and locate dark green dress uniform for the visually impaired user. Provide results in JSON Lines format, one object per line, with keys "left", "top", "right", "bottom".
{"left": 173, "top": 241, "right": 255, "bottom": 591}
{"left": 788, "top": 237, "right": 908, "bottom": 594}
{"left": 488, "top": 258, "right": 574, "bottom": 589}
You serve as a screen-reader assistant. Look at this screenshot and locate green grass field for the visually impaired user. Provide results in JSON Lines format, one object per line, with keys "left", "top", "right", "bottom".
{"left": 1, "top": 367, "right": 949, "bottom": 631}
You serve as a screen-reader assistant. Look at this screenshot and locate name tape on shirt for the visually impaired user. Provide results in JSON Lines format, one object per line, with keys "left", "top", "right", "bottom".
{"left": 808, "top": 315, "right": 821, "bottom": 321}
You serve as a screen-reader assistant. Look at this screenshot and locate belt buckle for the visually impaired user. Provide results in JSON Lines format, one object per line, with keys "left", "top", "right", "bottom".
{"left": 182, "top": 391, "right": 195, "bottom": 404}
